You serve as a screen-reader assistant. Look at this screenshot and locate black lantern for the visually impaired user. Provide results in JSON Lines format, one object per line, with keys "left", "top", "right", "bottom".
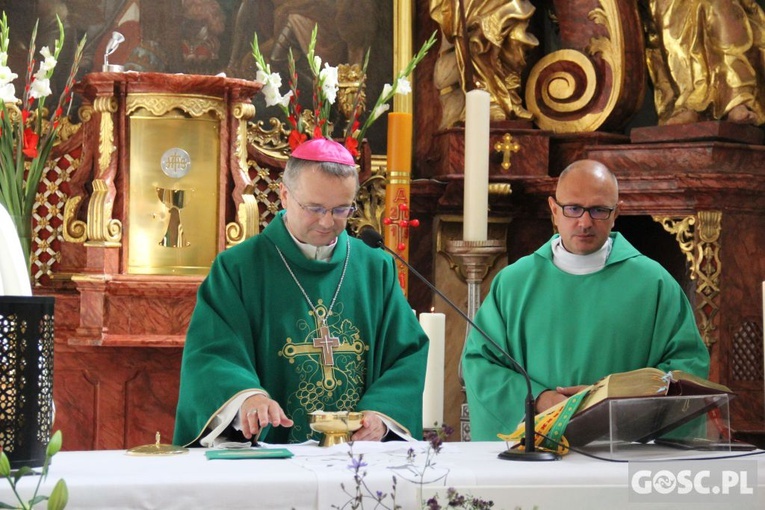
{"left": 0, "top": 296, "right": 55, "bottom": 469}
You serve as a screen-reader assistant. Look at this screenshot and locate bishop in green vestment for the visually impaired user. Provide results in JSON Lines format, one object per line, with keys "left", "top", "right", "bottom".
{"left": 174, "top": 139, "right": 429, "bottom": 446}
{"left": 462, "top": 160, "right": 710, "bottom": 441}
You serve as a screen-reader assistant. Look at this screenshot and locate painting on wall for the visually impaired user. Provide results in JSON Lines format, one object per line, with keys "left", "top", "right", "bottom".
{"left": 0, "top": 0, "right": 398, "bottom": 153}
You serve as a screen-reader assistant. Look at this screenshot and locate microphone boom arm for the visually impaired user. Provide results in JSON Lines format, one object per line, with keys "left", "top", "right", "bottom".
{"left": 359, "top": 228, "right": 559, "bottom": 461}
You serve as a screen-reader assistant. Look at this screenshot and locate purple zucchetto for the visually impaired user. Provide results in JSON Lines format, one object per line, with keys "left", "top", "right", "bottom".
{"left": 291, "top": 137, "right": 355, "bottom": 166}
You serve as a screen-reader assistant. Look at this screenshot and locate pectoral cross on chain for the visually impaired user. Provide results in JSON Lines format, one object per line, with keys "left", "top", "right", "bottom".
{"left": 313, "top": 321, "right": 340, "bottom": 366}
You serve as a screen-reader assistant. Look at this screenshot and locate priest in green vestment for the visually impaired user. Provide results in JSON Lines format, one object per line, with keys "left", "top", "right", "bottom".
{"left": 462, "top": 160, "right": 710, "bottom": 441}
{"left": 174, "top": 138, "right": 429, "bottom": 446}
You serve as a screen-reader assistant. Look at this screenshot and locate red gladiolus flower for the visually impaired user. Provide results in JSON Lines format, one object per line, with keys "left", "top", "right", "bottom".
{"left": 313, "top": 125, "right": 323, "bottom": 139}
{"left": 22, "top": 127, "right": 39, "bottom": 158}
{"left": 288, "top": 130, "right": 307, "bottom": 151}
{"left": 344, "top": 136, "right": 359, "bottom": 158}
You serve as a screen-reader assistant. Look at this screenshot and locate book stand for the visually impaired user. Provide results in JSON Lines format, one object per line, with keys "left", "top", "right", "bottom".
{"left": 581, "top": 394, "right": 732, "bottom": 460}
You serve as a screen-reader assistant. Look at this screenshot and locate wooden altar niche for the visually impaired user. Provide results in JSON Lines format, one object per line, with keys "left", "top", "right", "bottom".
{"left": 39, "top": 72, "right": 262, "bottom": 450}
{"left": 409, "top": 0, "right": 765, "bottom": 441}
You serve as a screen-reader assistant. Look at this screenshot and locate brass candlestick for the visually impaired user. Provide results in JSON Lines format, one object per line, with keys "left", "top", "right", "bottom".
{"left": 443, "top": 239, "right": 507, "bottom": 441}
{"left": 443, "top": 240, "right": 506, "bottom": 320}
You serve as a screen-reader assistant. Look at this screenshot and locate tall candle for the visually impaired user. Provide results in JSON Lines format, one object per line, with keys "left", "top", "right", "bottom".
{"left": 385, "top": 112, "right": 413, "bottom": 294}
{"left": 420, "top": 312, "right": 445, "bottom": 428}
{"left": 463, "top": 89, "right": 490, "bottom": 241}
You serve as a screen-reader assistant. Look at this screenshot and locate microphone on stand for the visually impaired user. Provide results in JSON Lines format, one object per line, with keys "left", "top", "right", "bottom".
{"left": 359, "top": 228, "right": 559, "bottom": 461}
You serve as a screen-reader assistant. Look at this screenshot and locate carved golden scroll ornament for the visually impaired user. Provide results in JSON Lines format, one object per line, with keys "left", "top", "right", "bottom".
{"left": 653, "top": 211, "right": 722, "bottom": 346}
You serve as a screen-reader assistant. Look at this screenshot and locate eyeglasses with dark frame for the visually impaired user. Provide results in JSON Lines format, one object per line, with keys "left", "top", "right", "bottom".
{"left": 287, "top": 187, "right": 357, "bottom": 219}
{"left": 553, "top": 198, "right": 616, "bottom": 220}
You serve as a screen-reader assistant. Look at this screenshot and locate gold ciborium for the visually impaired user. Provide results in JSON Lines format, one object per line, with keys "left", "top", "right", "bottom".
{"left": 309, "top": 411, "right": 363, "bottom": 447}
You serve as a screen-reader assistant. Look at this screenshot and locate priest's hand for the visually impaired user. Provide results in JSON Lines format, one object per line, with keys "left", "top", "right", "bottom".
{"left": 240, "top": 394, "right": 294, "bottom": 440}
{"left": 535, "top": 385, "right": 589, "bottom": 413}
{"left": 350, "top": 412, "right": 386, "bottom": 442}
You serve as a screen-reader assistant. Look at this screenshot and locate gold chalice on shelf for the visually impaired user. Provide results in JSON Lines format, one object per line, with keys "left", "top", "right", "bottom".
{"left": 309, "top": 411, "right": 363, "bottom": 447}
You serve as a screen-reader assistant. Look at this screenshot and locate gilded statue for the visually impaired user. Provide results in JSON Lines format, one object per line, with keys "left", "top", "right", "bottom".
{"left": 643, "top": 0, "right": 765, "bottom": 125}
{"left": 430, "top": 0, "right": 539, "bottom": 128}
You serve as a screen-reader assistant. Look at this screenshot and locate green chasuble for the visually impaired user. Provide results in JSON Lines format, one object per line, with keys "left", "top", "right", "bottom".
{"left": 462, "top": 233, "right": 710, "bottom": 441}
{"left": 174, "top": 211, "right": 429, "bottom": 445}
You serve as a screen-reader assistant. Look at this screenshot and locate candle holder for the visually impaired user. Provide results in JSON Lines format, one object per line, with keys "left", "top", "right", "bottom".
{"left": 443, "top": 240, "right": 506, "bottom": 320}
{"left": 442, "top": 239, "right": 507, "bottom": 441}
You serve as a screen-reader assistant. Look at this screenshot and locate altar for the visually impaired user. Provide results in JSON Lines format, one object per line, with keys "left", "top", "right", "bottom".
{"left": 2, "top": 442, "right": 764, "bottom": 510}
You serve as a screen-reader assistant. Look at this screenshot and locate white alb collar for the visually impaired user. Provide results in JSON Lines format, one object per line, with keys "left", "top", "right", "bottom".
{"left": 551, "top": 236, "right": 613, "bottom": 275}
{"left": 285, "top": 228, "right": 337, "bottom": 262}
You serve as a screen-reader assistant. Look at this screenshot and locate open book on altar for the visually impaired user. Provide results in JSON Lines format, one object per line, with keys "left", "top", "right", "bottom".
{"left": 531, "top": 368, "right": 734, "bottom": 448}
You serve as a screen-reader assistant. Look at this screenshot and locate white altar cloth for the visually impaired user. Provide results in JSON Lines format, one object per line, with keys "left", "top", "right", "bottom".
{"left": 1, "top": 441, "right": 763, "bottom": 509}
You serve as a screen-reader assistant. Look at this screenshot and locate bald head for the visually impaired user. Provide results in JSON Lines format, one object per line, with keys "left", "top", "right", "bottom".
{"left": 556, "top": 160, "right": 619, "bottom": 201}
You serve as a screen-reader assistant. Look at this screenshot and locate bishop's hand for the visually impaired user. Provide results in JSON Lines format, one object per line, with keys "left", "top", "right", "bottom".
{"left": 240, "top": 394, "right": 294, "bottom": 440}
{"left": 350, "top": 411, "right": 387, "bottom": 442}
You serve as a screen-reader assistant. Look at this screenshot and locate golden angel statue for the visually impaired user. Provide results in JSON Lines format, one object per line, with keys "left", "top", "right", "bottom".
{"left": 430, "top": 0, "right": 539, "bottom": 128}
{"left": 643, "top": 0, "right": 765, "bottom": 125}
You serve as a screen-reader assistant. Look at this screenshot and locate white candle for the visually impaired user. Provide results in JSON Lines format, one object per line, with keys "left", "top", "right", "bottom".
{"left": 420, "top": 312, "right": 445, "bottom": 428}
{"left": 463, "top": 89, "right": 490, "bottom": 241}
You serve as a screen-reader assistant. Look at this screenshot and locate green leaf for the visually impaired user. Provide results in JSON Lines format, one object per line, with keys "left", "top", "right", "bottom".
{"left": 47, "top": 479, "right": 68, "bottom": 510}
{"left": 0, "top": 451, "right": 10, "bottom": 477}
{"left": 46, "top": 431, "right": 62, "bottom": 458}
{"left": 29, "top": 495, "right": 46, "bottom": 506}
{"left": 0, "top": 502, "right": 18, "bottom": 509}
{"left": 13, "top": 466, "right": 32, "bottom": 483}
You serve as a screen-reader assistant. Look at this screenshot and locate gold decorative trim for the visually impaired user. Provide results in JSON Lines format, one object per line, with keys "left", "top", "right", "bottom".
{"left": 126, "top": 94, "right": 226, "bottom": 119}
{"left": 62, "top": 195, "right": 87, "bottom": 243}
{"left": 349, "top": 167, "right": 387, "bottom": 235}
{"left": 525, "top": 0, "right": 625, "bottom": 133}
{"left": 653, "top": 211, "right": 722, "bottom": 346}
{"left": 57, "top": 115, "right": 82, "bottom": 142}
{"left": 248, "top": 117, "right": 291, "bottom": 161}
{"left": 84, "top": 179, "right": 123, "bottom": 246}
{"left": 488, "top": 183, "right": 513, "bottom": 197}
{"left": 233, "top": 102, "right": 257, "bottom": 174}
{"left": 93, "top": 96, "right": 118, "bottom": 176}
{"left": 226, "top": 187, "right": 260, "bottom": 247}
{"left": 78, "top": 104, "right": 94, "bottom": 123}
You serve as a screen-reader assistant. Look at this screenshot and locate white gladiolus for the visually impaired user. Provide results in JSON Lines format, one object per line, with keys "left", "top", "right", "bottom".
{"left": 381, "top": 83, "right": 393, "bottom": 99}
{"left": 256, "top": 69, "right": 287, "bottom": 107}
{"left": 38, "top": 46, "right": 57, "bottom": 73}
{"left": 262, "top": 84, "right": 283, "bottom": 107}
{"left": 320, "top": 63, "right": 338, "bottom": 104}
{"left": 395, "top": 77, "right": 411, "bottom": 96}
{"left": 276, "top": 90, "right": 293, "bottom": 108}
{"left": 371, "top": 103, "right": 390, "bottom": 121}
{"left": 0, "top": 81, "right": 17, "bottom": 103}
{"left": 29, "top": 76, "right": 51, "bottom": 99}
{"left": 0, "top": 64, "right": 17, "bottom": 85}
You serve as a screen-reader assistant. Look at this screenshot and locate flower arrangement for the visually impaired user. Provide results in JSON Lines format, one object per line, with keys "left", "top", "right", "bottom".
{"left": 252, "top": 25, "right": 436, "bottom": 157}
{"left": 0, "top": 430, "right": 68, "bottom": 509}
{"left": 0, "top": 12, "right": 86, "bottom": 271}
{"left": 335, "top": 424, "right": 494, "bottom": 510}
